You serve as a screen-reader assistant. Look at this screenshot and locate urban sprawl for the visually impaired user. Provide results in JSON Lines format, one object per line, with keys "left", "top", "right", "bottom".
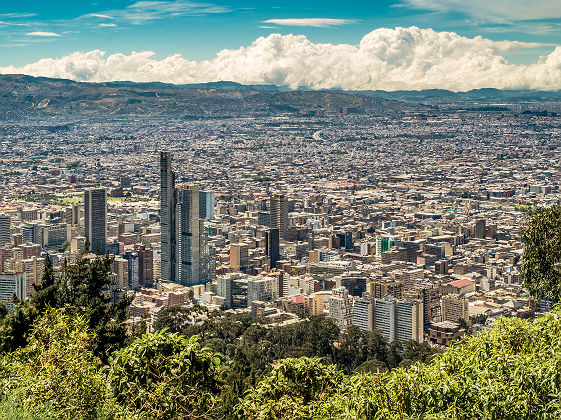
{"left": 1, "top": 105, "right": 560, "bottom": 347}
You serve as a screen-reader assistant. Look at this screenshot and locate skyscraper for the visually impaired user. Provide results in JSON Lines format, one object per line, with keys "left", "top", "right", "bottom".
{"left": 160, "top": 151, "right": 177, "bottom": 282}
{"left": 198, "top": 190, "right": 215, "bottom": 219}
{"left": 0, "top": 214, "right": 11, "bottom": 247}
{"left": 265, "top": 228, "right": 280, "bottom": 269}
{"left": 176, "top": 185, "right": 200, "bottom": 286}
{"left": 270, "top": 193, "right": 288, "bottom": 241}
{"left": 84, "top": 188, "right": 107, "bottom": 254}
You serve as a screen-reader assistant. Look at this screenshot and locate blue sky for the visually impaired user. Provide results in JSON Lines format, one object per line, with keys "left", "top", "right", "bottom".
{"left": 1, "top": 0, "right": 560, "bottom": 66}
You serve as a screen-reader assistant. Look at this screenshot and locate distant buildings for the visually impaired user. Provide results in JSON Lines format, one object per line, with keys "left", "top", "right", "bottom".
{"left": 84, "top": 188, "right": 107, "bottom": 254}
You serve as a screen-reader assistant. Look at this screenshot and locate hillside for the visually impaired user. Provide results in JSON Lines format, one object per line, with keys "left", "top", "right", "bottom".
{"left": 0, "top": 74, "right": 419, "bottom": 120}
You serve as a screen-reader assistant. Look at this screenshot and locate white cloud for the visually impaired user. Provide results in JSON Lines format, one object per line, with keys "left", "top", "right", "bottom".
{"left": 103, "top": 1, "right": 230, "bottom": 24}
{"left": 99, "top": 23, "right": 117, "bottom": 27}
{"left": 86, "top": 13, "right": 115, "bottom": 19}
{"left": 2, "top": 27, "right": 561, "bottom": 91}
{"left": 263, "top": 18, "right": 356, "bottom": 27}
{"left": 25, "top": 31, "right": 60, "bottom": 37}
{"left": 400, "top": 0, "right": 561, "bottom": 24}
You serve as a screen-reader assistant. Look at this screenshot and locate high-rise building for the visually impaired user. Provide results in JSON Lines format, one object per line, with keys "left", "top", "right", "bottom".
{"left": 199, "top": 220, "right": 216, "bottom": 282}
{"left": 474, "top": 219, "right": 486, "bottom": 239}
{"left": 265, "top": 228, "right": 280, "bottom": 269}
{"left": 329, "top": 287, "right": 353, "bottom": 330}
{"left": 84, "top": 188, "right": 107, "bottom": 254}
{"left": 0, "top": 273, "right": 26, "bottom": 310}
{"left": 0, "top": 214, "right": 11, "bottom": 247}
{"left": 160, "top": 151, "right": 177, "bottom": 282}
{"left": 230, "top": 243, "right": 249, "bottom": 273}
{"left": 198, "top": 190, "right": 215, "bottom": 219}
{"left": 270, "top": 193, "right": 288, "bottom": 241}
{"left": 441, "top": 294, "right": 469, "bottom": 323}
{"left": 176, "top": 185, "right": 200, "bottom": 286}
{"left": 373, "top": 297, "right": 424, "bottom": 343}
{"left": 352, "top": 292, "right": 374, "bottom": 331}
{"left": 123, "top": 251, "right": 139, "bottom": 290}
{"left": 138, "top": 245, "right": 154, "bottom": 288}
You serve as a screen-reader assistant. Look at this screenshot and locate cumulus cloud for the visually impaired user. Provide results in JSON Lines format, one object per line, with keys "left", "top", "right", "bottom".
{"left": 2, "top": 27, "right": 561, "bottom": 91}
{"left": 262, "top": 18, "right": 356, "bottom": 27}
{"left": 26, "top": 31, "right": 60, "bottom": 37}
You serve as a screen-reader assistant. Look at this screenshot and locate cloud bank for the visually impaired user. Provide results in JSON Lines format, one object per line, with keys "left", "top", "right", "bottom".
{"left": 2, "top": 27, "right": 561, "bottom": 91}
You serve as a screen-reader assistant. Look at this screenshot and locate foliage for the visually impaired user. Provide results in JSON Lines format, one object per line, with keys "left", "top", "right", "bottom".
{"left": 107, "top": 330, "right": 222, "bottom": 419}
{"left": 0, "top": 253, "right": 132, "bottom": 361}
{"left": 237, "top": 357, "right": 344, "bottom": 419}
{"left": 521, "top": 205, "right": 561, "bottom": 301}
{"left": 243, "top": 307, "right": 561, "bottom": 419}
{"left": 0, "top": 308, "right": 111, "bottom": 419}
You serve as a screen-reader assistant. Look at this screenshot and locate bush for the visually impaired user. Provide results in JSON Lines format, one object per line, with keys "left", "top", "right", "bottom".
{"left": 107, "top": 330, "right": 222, "bottom": 419}
{"left": 0, "top": 307, "right": 111, "bottom": 419}
{"left": 237, "top": 357, "right": 344, "bottom": 419}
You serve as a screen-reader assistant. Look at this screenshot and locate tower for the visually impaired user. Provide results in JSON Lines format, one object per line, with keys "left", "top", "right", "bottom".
{"left": 0, "top": 214, "right": 11, "bottom": 247}
{"left": 84, "top": 189, "right": 107, "bottom": 254}
{"left": 160, "top": 152, "right": 177, "bottom": 282}
{"left": 176, "top": 185, "right": 200, "bottom": 286}
{"left": 198, "top": 190, "right": 215, "bottom": 220}
{"left": 265, "top": 228, "right": 280, "bottom": 269}
{"left": 270, "top": 193, "right": 288, "bottom": 241}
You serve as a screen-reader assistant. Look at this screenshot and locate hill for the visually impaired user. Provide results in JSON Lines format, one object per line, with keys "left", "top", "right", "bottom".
{"left": 0, "top": 74, "right": 418, "bottom": 120}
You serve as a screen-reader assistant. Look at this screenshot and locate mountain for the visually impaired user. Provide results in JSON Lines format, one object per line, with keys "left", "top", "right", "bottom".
{"left": 0, "top": 74, "right": 418, "bottom": 121}
{"left": 1, "top": 74, "right": 559, "bottom": 121}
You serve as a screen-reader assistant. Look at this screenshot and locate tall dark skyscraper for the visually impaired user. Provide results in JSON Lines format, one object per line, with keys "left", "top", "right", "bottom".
{"left": 84, "top": 188, "right": 107, "bottom": 254}
{"left": 177, "top": 185, "right": 200, "bottom": 286}
{"left": 160, "top": 151, "right": 177, "bottom": 282}
{"left": 270, "top": 193, "right": 288, "bottom": 241}
{"left": 265, "top": 228, "right": 280, "bottom": 269}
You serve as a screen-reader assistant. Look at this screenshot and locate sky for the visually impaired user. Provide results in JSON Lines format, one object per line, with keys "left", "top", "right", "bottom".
{"left": 0, "top": 0, "right": 560, "bottom": 91}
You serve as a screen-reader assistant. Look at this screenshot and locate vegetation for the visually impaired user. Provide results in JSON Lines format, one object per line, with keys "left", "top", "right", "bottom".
{"left": 521, "top": 205, "right": 561, "bottom": 301}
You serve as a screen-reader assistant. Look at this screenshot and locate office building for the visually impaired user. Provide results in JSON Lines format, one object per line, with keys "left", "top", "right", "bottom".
{"left": 270, "top": 193, "right": 288, "bottom": 241}
{"left": 160, "top": 151, "right": 177, "bottom": 283}
{"left": 138, "top": 245, "right": 154, "bottom": 287}
{"left": 373, "top": 297, "right": 424, "bottom": 343}
{"left": 199, "top": 190, "right": 215, "bottom": 219}
{"left": 352, "top": 292, "right": 374, "bottom": 331}
{"left": 329, "top": 287, "right": 352, "bottom": 330}
{"left": 0, "top": 214, "right": 11, "bottom": 247}
{"left": 176, "top": 185, "right": 200, "bottom": 286}
{"left": 441, "top": 294, "right": 470, "bottom": 323}
{"left": 230, "top": 243, "right": 249, "bottom": 273}
{"left": 199, "top": 221, "right": 216, "bottom": 282}
{"left": 265, "top": 228, "right": 280, "bottom": 269}
{"left": 84, "top": 188, "right": 107, "bottom": 254}
{"left": 0, "top": 273, "right": 26, "bottom": 310}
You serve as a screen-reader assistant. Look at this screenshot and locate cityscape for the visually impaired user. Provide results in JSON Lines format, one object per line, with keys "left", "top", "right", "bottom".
{"left": 1, "top": 0, "right": 561, "bottom": 417}
{"left": 1, "top": 81, "right": 559, "bottom": 347}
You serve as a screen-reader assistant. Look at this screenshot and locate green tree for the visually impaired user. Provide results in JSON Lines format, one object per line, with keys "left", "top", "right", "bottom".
{"left": 237, "top": 357, "right": 344, "bottom": 419}
{"left": 107, "top": 330, "right": 222, "bottom": 419}
{"left": 521, "top": 206, "right": 561, "bottom": 301}
{"left": 0, "top": 308, "right": 111, "bottom": 419}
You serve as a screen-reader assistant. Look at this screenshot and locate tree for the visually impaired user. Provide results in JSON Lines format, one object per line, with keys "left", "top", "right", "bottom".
{"left": 0, "top": 308, "right": 110, "bottom": 419}
{"left": 521, "top": 206, "right": 561, "bottom": 301}
{"left": 237, "top": 357, "right": 343, "bottom": 419}
{"left": 107, "top": 330, "right": 222, "bottom": 419}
